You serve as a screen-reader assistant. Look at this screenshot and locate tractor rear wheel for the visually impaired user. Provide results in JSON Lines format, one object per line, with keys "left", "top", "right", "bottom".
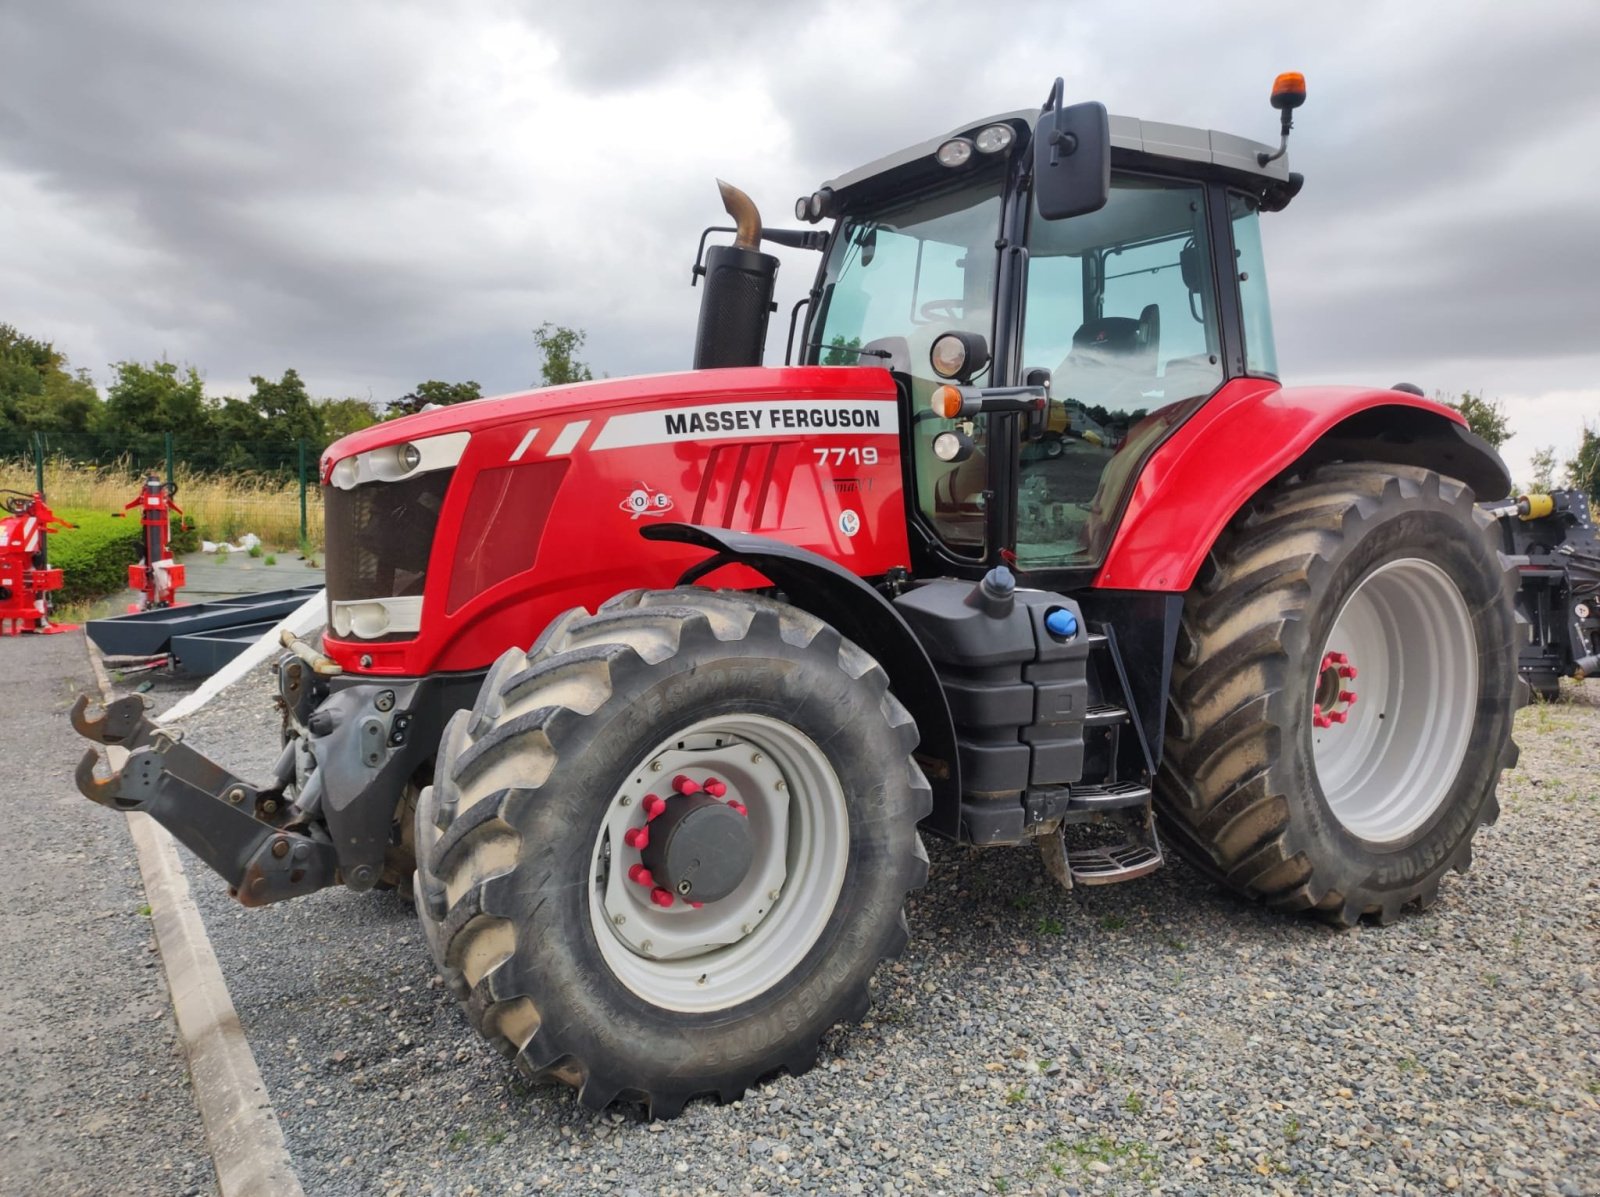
{"left": 414, "top": 590, "right": 931, "bottom": 1117}
{"left": 1157, "top": 463, "right": 1521, "bottom": 925}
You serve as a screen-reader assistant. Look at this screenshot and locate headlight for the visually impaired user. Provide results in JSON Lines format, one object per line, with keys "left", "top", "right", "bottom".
{"left": 399, "top": 442, "right": 422, "bottom": 471}
{"left": 330, "top": 457, "right": 359, "bottom": 490}
{"left": 936, "top": 138, "right": 974, "bottom": 168}
{"left": 975, "top": 124, "right": 1015, "bottom": 154}
{"left": 933, "top": 430, "right": 973, "bottom": 462}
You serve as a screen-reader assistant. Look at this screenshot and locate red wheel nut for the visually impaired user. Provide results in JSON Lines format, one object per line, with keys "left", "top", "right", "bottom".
{"left": 627, "top": 864, "right": 654, "bottom": 888}
{"left": 1340, "top": 690, "right": 1358, "bottom": 704}
{"left": 672, "top": 774, "right": 701, "bottom": 796}
{"left": 643, "top": 794, "right": 667, "bottom": 820}
{"left": 1330, "top": 651, "right": 1348, "bottom": 665}
{"left": 1329, "top": 710, "right": 1348, "bottom": 724}
{"left": 704, "top": 779, "right": 727, "bottom": 798}
{"left": 624, "top": 826, "right": 649, "bottom": 850}
{"left": 650, "top": 887, "right": 675, "bottom": 908}
{"left": 728, "top": 800, "right": 747, "bottom": 816}
{"left": 1338, "top": 665, "right": 1358, "bottom": 680}
{"left": 689, "top": 900, "right": 704, "bottom": 909}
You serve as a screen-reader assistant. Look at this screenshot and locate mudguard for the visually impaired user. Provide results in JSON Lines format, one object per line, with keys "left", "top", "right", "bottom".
{"left": 1095, "top": 381, "right": 1511, "bottom": 592}
{"left": 643, "top": 523, "right": 964, "bottom": 836}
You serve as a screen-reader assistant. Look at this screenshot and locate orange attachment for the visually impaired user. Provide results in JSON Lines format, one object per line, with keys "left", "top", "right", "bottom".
{"left": 1271, "top": 72, "right": 1307, "bottom": 106}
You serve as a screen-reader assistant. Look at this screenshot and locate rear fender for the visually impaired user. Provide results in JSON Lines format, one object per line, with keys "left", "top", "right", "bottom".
{"left": 1095, "top": 381, "right": 1511, "bottom": 592}
{"left": 642, "top": 523, "right": 963, "bottom": 837}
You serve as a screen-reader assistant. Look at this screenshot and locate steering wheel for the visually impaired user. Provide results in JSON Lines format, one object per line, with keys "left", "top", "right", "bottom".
{"left": 918, "top": 299, "right": 964, "bottom": 322}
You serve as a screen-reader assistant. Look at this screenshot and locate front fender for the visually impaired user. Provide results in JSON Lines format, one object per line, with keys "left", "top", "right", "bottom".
{"left": 642, "top": 523, "right": 963, "bottom": 837}
{"left": 1095, "top": 380, "right": 1511, "bottom": 591}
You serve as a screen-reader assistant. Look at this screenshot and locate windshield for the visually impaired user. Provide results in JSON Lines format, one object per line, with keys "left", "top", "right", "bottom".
{"left": 811, "top": 178, "right": 1004, "bottom": 555}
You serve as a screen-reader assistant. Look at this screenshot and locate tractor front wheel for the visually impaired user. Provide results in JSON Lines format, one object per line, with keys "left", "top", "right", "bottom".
{"left": 1157, "top": 463, "right": 1521, "bottom": 925}
{"left": 414, "top": 590, "right": 930, "bottom": 1116}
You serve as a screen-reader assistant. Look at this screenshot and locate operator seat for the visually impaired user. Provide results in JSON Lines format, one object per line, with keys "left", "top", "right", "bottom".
{"left": 1054, "top": 304, "right": 1161, "bottom": 413}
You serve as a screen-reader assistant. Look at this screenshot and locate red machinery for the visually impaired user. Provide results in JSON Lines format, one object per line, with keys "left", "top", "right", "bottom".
{"left": 119, "top": 473, "right": 185, "bottom": 611}
{"left": 0, "top": 490, "right": 74, "bottom": 635}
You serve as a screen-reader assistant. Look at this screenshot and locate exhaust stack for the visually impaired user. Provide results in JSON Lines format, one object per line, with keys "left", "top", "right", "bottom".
{"left": 692, "top": 180, "right": 779, "bottom": 369}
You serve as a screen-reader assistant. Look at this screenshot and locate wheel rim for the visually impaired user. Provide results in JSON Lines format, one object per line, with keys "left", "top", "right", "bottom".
{"left": 1311, "top": 557, "right": 1478, "bottom": 843}
{"left": 588, "top": 714, "right": 849, "bottom": 1013}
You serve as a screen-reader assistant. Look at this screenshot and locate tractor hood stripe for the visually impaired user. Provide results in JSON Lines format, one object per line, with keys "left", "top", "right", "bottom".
{"left": 590, "top": 399, "right": 899, "bottom": 451}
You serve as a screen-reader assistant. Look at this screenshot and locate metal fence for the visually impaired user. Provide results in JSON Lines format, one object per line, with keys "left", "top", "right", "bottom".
{"left": 1, "top": 430, "right": 322, "bottom": 548}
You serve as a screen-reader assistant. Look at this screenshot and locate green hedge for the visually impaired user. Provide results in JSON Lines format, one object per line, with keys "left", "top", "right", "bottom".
{"left": 49, "top": 509, "right": 141, "bottom": 603}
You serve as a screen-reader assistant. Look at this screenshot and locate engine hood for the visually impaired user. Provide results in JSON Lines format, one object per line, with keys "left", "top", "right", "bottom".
{"left": 322, "top": 365, "right": 897, "bottom": 478}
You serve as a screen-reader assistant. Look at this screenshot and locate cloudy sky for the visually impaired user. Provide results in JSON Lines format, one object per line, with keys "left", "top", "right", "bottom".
{"left": 3, "top": 0, "right": 1597, "bottom": 485}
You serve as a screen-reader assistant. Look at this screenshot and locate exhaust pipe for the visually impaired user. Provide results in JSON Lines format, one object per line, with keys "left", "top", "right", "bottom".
{"left": 693, "top": 180, "right": 780, "bottom": 369}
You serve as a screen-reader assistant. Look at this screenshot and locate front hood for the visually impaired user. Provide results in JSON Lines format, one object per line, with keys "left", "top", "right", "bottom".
{"left": 322, "top": 366, "right": 896, "bottom": 474}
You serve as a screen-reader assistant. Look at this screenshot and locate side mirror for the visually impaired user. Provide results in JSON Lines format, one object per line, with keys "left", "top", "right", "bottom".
{"left": 1032, "top": 80, "right": 1110, "bottom": 221}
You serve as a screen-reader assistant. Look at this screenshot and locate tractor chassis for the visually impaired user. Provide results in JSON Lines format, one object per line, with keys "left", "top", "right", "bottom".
{"left": 72, "top": 656, "right": 484, "bottom": 906}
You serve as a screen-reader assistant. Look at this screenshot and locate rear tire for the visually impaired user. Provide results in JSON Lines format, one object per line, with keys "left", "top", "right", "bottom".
{"left": 414, "top": 590, "right": 930, "bottom": 1116}
{"left": 1156, "top": 463, "right": 1522, "bottom": 925}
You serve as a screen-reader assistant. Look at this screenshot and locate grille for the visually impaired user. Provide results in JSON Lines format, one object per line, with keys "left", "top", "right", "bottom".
{"left": 324, "top": 471, "right": 453, "bottom": 603}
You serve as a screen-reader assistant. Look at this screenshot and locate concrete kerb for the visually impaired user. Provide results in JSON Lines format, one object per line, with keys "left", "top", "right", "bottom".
{"left": 86, "top": 641, "right": 306, "bottom": 1197}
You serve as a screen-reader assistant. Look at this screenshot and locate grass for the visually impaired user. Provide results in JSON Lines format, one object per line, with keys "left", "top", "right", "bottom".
{"left": 2, "top": 456, "right": 322, "bottom": 549}
{"left": 1123, "top": 1090, "right": 1145, "bottom": 1114}
{"left": 137, "top": 903, "right": 152, "bottom": 917}
{"left": 1036, "top": 915, "right": 1064, "bottom": 936}
{"left": 1005, "top": 1086, "right": 1027, "bottom": 1105}
{"left": 264, "top": 553, "right": 277, "bottom": 565}
{"left": 1100, "top": 913, "right": 1127, "bottom": 931}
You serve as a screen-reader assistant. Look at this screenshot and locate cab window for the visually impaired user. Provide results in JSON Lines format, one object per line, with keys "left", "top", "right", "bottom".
{"left": 1016, "top": 175, "right": 1223, "bottom": 569}
{"left": 812, "top": 179, "right": 1003, "bottom": 557}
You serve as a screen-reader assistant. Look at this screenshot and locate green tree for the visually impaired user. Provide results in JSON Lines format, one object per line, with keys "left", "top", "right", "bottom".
{"left": 532, "top": 323, "right": 593, "bottom": 386}
{"left": 319, "top": 397, "right": 380, "bottom": 440}
{"left": 1568, "top": 422, "right": 1599, "bottom": 502}
{"left": 0, "top": 324, "right": 100, "bottom": 440}
{"left": 1527, "top": 445, "right": 1557, "bottom": 493}
{"left": 822, "top": 335, "right": 862, "bottom": 366}
{"left": 98, "top": 359, "right": 207, "bottom": 436}
{"left": 1447, "top": 390, "right": 1512, "bottom": 450}
{"left": 386, "top": 379, "right": 481, "bottom": 419}
{"left": 248, "top": 369, "right": 324, "bottom": 444}
{"left": 206, "top": 397, "right": 267, "bottom": 463}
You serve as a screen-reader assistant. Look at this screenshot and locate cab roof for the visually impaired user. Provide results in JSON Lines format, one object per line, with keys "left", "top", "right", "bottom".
{"left": 818, "top": 109, "right": 1293, "bottom": 216}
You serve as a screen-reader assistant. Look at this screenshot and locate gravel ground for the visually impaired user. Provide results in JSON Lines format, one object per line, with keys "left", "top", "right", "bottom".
{"left": 1, "top": 632, "right": 214, "bottom": 1197}
{"left": 134, "top": 661, "right": 1599, "bottom": 1197}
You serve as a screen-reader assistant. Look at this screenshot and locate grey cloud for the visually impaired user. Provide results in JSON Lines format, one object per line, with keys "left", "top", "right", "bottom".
{"left": 0, "top": 0, "right": 1596, "bottom": 442}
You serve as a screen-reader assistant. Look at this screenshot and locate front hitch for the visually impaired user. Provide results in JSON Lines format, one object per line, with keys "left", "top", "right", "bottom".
{"left": 72, "top": 694, "right": 338, "bottom": 907}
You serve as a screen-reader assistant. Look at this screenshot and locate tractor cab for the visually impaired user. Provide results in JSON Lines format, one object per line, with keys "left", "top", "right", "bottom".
{"left": 793, "top": 83, "right": 1304, "bottom": 580}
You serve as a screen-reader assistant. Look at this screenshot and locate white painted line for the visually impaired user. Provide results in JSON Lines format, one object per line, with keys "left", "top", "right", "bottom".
{"left": 508, "top": 427, "right": 538, "bottom": 462}
{"left": 87, "top": 643, "right": 306, "bottom": 1197}
{"left": 548, "top": 418, "right": 590, "bottom": 456}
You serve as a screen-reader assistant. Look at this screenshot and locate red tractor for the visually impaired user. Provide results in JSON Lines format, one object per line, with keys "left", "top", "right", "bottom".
{"left": 73, "top": 75, "right": 1522, "bottom": 1117}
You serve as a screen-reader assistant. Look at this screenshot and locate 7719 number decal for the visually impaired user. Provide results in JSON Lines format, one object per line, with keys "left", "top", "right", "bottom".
{"left": 814, "top": 447, "right": 879, "bottom": 467}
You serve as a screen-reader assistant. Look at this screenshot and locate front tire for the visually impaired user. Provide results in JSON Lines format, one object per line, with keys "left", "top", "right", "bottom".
{"left": 415, "top": 590, "right": 930, "bottom": 1116}
{"left": 1157, "top": 463, "right": 1522, "bottom": 925}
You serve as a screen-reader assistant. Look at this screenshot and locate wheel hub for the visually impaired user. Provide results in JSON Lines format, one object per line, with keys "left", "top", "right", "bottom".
{"left": 634, "top": 774, "right": 754, "bottom": 904}
{"left": 588, "top": 718, "right": 850, "bottom": 1014}
{"left": 1312, "top": 650, "right": 1359, "bottom": 729}
{"left": 1310, "top": 557, "right": 1478, "bottom": 843}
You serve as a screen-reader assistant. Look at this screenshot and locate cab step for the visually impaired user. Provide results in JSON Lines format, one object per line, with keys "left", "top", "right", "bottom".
{"left": 1066, "top": 831, "right": 1164, "bottom": 886}
{"left": 1038, "top": 817, "right": 1164, "bottom": 890}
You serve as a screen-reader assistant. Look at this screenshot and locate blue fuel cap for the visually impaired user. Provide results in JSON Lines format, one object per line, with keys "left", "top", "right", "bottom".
{"left": 1044, "top": 607, "right": 1079, "bottom": 639}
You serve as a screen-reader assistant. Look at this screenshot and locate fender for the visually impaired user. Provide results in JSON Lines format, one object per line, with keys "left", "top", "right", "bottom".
{"left": 641, "top": 523, "right": 963, "bottom": 837}
{"left": 1095, "top": 380, "right": 1512, "bottom": 592}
